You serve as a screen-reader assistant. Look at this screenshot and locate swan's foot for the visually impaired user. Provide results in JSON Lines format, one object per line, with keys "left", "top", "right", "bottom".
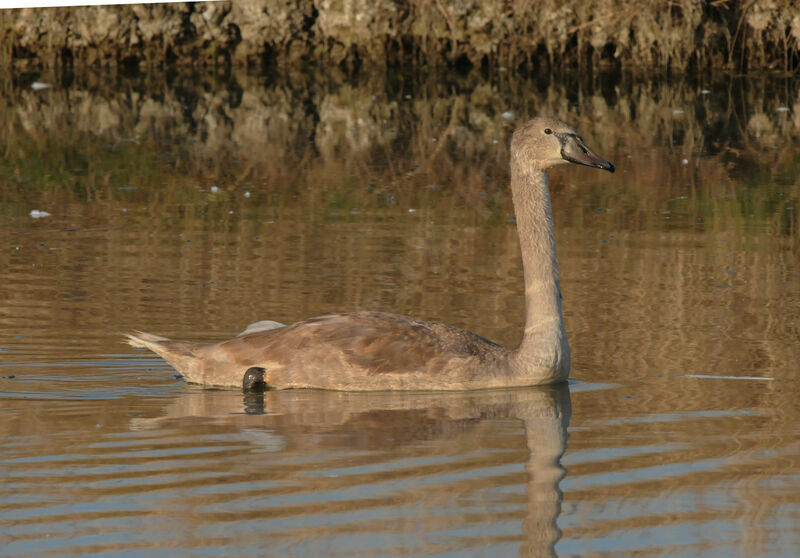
{"left": 242, "top": 367, "right": 269, "bottom": 393}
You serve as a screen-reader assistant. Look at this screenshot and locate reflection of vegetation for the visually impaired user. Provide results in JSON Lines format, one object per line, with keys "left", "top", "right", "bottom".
{"left": 0, "top": 69, "right": 797, "bottom": 238}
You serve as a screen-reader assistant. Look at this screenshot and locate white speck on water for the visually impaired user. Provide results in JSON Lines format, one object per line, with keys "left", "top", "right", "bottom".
{"left": 29, "top": 210, "right": 51, "bottom": 218}
{"left": 243, "top": 191, "right": 251, "bottom": 198}
{"left": 673, "top": 109, "right": 684, "bottom": 115}
{"left": 700, "top": 89, "right": 711, "bottom": 95}
{"left": 492, "top": 139, "right": 499, "bottom": 144}
{"left": 404, "top": 94, "right": 412, "bottom": 99}
{"left": 681, "top": 158, "right": 689, "bottom": 165}
{"left": 408, "top": 208, "right": 417, "bottom": 213}
{"left": 776, "top": 107, "right": 789, "bottom": 112}
{"left": 210, "top": 186, "right": 220, "bottom": 193}
{"left": 31, "top": 81, "right": 51, "bottom": 91}
{"left": 501, "top": 111, "right": 514, "bottom": 120}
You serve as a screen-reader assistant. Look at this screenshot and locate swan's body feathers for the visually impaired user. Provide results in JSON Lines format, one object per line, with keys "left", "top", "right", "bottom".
{"left": 128, "top": 311, "right": 510, "bottom": 390}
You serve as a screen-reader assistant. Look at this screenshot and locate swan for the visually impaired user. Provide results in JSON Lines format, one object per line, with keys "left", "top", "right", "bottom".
{"left": 126, "top": 116, "right": 614, "bottom": 390}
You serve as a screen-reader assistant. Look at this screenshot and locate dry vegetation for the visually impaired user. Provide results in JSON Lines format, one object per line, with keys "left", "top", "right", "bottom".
{"left": 1, "top": 1, "right": 799, "bottom": 72}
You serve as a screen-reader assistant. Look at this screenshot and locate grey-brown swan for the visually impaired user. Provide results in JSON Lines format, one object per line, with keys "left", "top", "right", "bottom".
{"left": 126, "top": 116, "right": 614, "bottom": 390}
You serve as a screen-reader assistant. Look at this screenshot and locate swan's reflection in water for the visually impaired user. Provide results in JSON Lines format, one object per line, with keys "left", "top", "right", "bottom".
{"left": 133, "top": 384, "right": 571, "bottom": 557}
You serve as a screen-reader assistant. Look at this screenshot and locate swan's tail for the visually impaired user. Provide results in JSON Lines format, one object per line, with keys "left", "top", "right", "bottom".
{"left": 126, "top": 331, "right": 203, "bottom": 382}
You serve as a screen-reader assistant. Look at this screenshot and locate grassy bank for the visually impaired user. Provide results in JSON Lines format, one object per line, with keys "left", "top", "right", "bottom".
{"left": 1, "top": 1, "right": 799, "bottom": 72}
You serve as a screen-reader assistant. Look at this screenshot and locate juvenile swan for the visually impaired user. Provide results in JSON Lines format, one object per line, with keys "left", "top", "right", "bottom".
{"left": 127, "top": 117, "right": 614, "bottom": 390}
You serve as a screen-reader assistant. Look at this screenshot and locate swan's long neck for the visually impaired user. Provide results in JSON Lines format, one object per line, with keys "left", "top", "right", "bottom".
{"left": 508, "top": 158, "right": 570, "bottom": 381}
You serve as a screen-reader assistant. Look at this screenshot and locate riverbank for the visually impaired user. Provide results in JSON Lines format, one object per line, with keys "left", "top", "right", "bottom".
{"left": 1, "top": 1, "right": 799, "bottom": 73}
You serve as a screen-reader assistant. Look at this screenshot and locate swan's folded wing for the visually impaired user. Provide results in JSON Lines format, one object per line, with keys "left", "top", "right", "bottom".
{"left": 203, "top": 312, "right": 496, "bottom": 389}
{"left": 218, "top": 313, "right": 451, "bottom": 370}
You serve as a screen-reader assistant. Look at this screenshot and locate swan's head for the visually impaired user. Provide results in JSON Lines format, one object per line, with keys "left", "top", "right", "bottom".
{"left": 512, "top": 117, "right": 615, "bottom": 173}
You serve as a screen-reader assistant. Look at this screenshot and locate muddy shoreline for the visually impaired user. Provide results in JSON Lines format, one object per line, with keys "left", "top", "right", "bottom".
{"left": 1, "top": 1, "right": 799, "bottom": 73}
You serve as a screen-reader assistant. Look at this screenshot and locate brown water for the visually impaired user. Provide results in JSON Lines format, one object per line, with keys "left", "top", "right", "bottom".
{"left": 1, "top": 69, "right": 799, "bottom": 557}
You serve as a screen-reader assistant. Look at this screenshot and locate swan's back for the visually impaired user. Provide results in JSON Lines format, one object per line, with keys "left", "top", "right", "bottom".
{"left": 128, "top": 311, "right": 510, "bottom": 390}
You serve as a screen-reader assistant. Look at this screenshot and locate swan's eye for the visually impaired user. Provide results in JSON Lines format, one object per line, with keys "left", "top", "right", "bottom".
{"left": 544, "top": 128, "right": 553, "bottom": 135}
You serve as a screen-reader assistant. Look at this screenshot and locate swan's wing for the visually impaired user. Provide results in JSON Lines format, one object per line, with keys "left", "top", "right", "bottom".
{"left": 220, "top": 312, "right": 451, "bottom": 371}
{"left": 204, "top": 312, "right": 503, "bottom": 389}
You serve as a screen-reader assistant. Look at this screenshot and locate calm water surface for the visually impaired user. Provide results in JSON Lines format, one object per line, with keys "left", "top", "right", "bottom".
{"left": 1, "top": 70, "right": 799, "bottom": 557}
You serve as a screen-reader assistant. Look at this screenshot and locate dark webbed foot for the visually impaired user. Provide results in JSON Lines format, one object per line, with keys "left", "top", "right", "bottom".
{"left": 242, "top": 367, "right": 268, "bottom": 393}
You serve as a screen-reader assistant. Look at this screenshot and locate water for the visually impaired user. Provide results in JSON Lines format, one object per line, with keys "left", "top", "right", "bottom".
{"left": 1, "top": 69, "right": 799, "bottom": 557}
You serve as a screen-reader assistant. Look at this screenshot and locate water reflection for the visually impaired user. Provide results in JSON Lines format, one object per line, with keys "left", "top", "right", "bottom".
{"left": 137, "top": 386, "right": 570, "bottom": 557}
{"left": 0, "top": 383, "right": 570, "bottom": 556}
{"left": 2, "top": 70, "right": 798, "bottom": 238}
